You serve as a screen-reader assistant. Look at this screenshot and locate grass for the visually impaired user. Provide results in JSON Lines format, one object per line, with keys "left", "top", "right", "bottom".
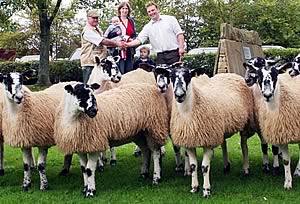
{"left": 0, "top": 134, "right": 299, "bottom": 204}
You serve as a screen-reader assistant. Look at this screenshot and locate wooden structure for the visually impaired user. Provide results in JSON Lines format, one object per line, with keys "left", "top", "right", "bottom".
{"left": 213, "top": 23, "right": 264, "bottom": 76}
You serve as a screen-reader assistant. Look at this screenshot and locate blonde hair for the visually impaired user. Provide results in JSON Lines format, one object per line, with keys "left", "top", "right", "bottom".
{"left": 117, "top": 1, "right": 132, "bottom": 17}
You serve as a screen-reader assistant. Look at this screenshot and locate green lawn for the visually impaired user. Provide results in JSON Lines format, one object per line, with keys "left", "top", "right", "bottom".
{"left": 0, "top": 134, "right": 299, "bottom": 204}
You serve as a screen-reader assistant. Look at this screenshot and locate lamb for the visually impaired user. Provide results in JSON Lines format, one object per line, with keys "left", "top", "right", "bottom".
{"left": 0, "top": 70, "right": 73, "bottom": 191}
{"left": 244, "top": 60, "right": 300, "bottom": 189}
{"left": 156, "top": 65, "right": 255, "bottom": 198}
{"left": 54, "top": 82, "right": 170, "bottom": 197}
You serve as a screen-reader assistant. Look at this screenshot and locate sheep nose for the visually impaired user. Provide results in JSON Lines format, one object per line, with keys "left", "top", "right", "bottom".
{"left": 88, "top": 108, "right": 98, "bottom": 118}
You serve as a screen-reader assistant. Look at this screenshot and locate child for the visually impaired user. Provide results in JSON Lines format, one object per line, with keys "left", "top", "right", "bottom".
{"left": 133, "top": 46, "right": 155, "bottom": 70}
{"left": 104, "top": 16, "right": 126, "bottom": 56}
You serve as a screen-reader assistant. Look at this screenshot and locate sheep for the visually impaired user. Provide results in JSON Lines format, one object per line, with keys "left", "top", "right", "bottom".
{"left": 243, "top": 57, "right": 283, "bottom": 174}
{"left": 88, "top": 60, "right": 184, "bottom": 173}
{"left": 54, "top": 82, "right": 170, "bottom": 197}
{"left": 59, "top": 56, "right": 123, "bottom": 176}
{"left": 244, "top": 60, "right": 300, "bottom": 189}
{"left": 0, "top": 70, "right": 73, "bottom": 191}
{"left": 155, "top": 65, "right": 255, "bottom": 198}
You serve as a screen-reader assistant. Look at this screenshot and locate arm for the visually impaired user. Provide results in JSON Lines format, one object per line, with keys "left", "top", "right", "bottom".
{"left": 125, "top": 39, "right": 142, "bottom": 48}
{"left": 101, "top": 38, "right": 123, "bottom": 48}
{"left": 177, "top": 33, "right": 185, "bottom": 57}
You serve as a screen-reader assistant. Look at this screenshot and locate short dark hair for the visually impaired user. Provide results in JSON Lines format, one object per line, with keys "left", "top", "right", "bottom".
{"left": 117, "top": 1, "right": 132, "bottom": 17}
{"left": 145, "top": 1, "right": 158, "bottom": 9}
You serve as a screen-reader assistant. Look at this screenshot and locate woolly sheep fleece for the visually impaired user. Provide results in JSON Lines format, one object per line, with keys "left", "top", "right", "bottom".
{"left": 171, "top": 73, "right": 254, "bottom": 148}
{"left": 2, "top": 83, "right": 67, "bottom": 148}
{"left": 54, "top": 83, "right": 170, "bottom": 154}
{"left": 255, "top": 74, "right": 300, "bottom": 144}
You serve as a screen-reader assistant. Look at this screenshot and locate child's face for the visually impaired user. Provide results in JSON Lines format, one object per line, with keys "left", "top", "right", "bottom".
{"left": 112, "top": 19, "right": 120, "bottom": 26}
{"left": 140, "top": 49, "right": 149, "bottom": 59}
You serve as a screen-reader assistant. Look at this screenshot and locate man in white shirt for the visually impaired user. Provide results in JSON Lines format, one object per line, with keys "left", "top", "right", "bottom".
{"left": 81, "top": 9, "right": 124, "bottom": 84}
{"left": 125, "top": 1, "right": 185, "bottom": 65}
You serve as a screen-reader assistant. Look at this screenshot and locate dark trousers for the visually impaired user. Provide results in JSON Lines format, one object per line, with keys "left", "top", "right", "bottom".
{"left": 119, "top": 55, "right": 134, "bottom": 74}
{"left": 82, "top": 66, "right": 94, "bottom": 84}
{"left": 156, "top": 49, "right": 180, "bottom": 65}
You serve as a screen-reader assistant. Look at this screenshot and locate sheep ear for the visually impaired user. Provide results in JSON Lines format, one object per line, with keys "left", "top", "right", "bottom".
{"left": 95, "top": 56, "right": 101, "bottom": 65}
{"left": 90, "top": 83, "right": 100, "bottom": 90}
{"left": 191, "top": 68, "right": 205, "bottom": 77}
{"left": 113, "top": 56, "right": 120, "bottom": 63}
{"left": 277, "top": 62, "right": 293, "bottom": 74}
{"left": 64, "top": 84, "right": 74, "bottom": 94}
{"left": 154, "top": 67, "right": 171, "bottom": 77}
{"left": 243, "top": 62, "right": 258, "bottom": 71}
{"left": 139, "top": 63, "right": 155, "bottom": 72}
{"left": 0, "top": 74, "right": 3, "bottom": 83}
{"left": 22, "top": 69, "right": 37, "bottom": 80}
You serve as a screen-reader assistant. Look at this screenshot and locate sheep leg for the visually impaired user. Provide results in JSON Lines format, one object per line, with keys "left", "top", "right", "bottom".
{"left": 160, "top": 145, "right": 166, "bottom": 157}
{"left": 271, "top": 145, "right": 280, "bottom": 175}
{"left": 30, "top": 148, "right": 36, "bottom": 170}
{"left": 22, "top": 147, "right": 32, "bottom": 191}
{"left": 78, "top": 153, "right": 88, "bottom": 195}
{"left": 260, "top": 140, "right": 270, "bottom": 173}
{"left": 221, "top": 141, "right": 230, "bottom": 174}
{"left": 96, "top": 152, "right": 105, "bottom": 173}
{"left": 110, "top": 147, "right": 117, "bottom": 166}
{"left": 202, "top": 147, "right": 213, "bottom": 198}
{"left": 186, "top": 148, "right": 199, "bottom": 193}
{"left": 279, "top": 144, "right": 292, "bottom": 189}
{"left": 85, "top": 152, "right": 99, "bottom": 198}
{"left": 0, "top": 142, "right": 4, "bottom": 176}
{"left": 139, "top": 145, "right": 151, "bottom": 179}
{"left": 240, "top": 132, "right": 250, "bottom": 176}
{"left": 37, "top": 147, "right": 49, "bottom": 191}
{"left": 173, "top": 145, "right": 184, "bottom": 172}
{"left": 152, "top": 148, "right": 161, "bottom": 185}
{"left": 184, "top": 149, "right": 191, "bottom": 176}
{"left": 59, "top": 154, "right": 73, "bottom": 176}
{"left": 293, "top": 144, "right": 300, "bottom": 177}
{"left": 133, "top": 145, "right": 142, "bottom": 157}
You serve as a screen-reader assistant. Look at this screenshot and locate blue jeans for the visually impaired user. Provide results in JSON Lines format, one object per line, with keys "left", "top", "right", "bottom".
{"left": 82, "top": 66, "right": 94, "bottom": 84}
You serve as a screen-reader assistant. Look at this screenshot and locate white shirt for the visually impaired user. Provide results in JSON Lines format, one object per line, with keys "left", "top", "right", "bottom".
{"left": 82, "top": 25, "right": 104, "bottom": 46}
{"left": 137, "top": 15, "right": 184, "bottom": 53}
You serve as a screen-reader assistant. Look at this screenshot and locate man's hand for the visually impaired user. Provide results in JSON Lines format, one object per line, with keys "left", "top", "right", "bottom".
{"left": 179, "top": 47, "right": 185, "bottom": 57}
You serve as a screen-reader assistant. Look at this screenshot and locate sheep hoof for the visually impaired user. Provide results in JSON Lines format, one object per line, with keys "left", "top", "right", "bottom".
{"left": 223, "top": 163, "right": 231, "bottom": 174}
{"left": 190, "top": 186, "right": 199, "bottom": 193}
{"left": 293, "top": 169, "right": 300, "bottom": 177}
{"left": 175, "top": 164, "right": 184, "bottom": 172}
{"left": 140, "top": 173, "right": 149, "bottom": 179}
{"left": 97, "top": 165, "right": 105, "bottom": 173}
{"left": 152, "top": 177, "right": 161, "bottom": 185}
{"left": 262, "top": 164, "right": 270, "bottom": 173}
{"left": 243, "top": 169, "right": 250, "bottom": 177}
{"left": 0, "top": 169, "right": 4, "bottom": 176}
{"left": 59, "top": 168, "right": 70, "bottom": 176}
{"left": 22, "top": 183, "right": 31, "bottom": 192}
{"left": 284, "top": 182, "right": 292, "bottom": 190}
{"left": 110, "top": 160, "right": 117, "bottom": 166}
{"left": 272, "top": 166, "right": 280, "bottom": 176}
{"left": 134, "top": 151, "right": 142, "bottom": 157}
{"left": 82, "top": 185, "right": 88, "bottom": 195}
{"left": 85, "top": 189, "right": 96, "bottom": 198}
{"left": 203, "top": 188, "right": 211, "bottom": 198}
{"left": 40, "top": 185, "right": 49, "bottom": 191}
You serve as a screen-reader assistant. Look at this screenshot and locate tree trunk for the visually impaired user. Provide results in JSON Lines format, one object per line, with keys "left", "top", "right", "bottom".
{"left": 37, "top": 22, "right": 51, "bottom": 85}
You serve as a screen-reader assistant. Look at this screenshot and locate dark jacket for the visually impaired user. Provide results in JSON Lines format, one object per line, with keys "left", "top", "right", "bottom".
{"left": 133, "top": 58, "right": 156, "bottom": 70}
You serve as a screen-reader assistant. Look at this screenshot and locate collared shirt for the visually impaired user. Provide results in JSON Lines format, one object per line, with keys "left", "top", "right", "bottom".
{"left": 82, "top": 25, "right": 104, "bottom": 46}
{"left": 137, "top": 15, "right": 184, "bottom": 53}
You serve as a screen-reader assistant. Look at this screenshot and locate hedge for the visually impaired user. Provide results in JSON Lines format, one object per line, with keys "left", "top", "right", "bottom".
{"left": 0, "top": 48, "right": 299, "bottom": 83}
